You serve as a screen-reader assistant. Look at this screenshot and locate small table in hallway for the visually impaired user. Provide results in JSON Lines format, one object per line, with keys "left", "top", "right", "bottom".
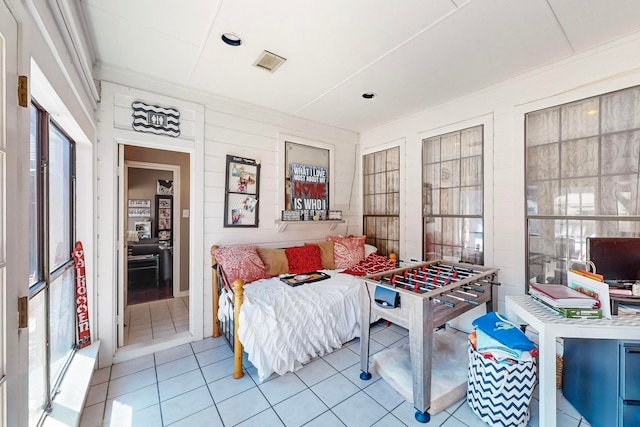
{"left": 127, "top": 253, "right": 160, "bottom": 287}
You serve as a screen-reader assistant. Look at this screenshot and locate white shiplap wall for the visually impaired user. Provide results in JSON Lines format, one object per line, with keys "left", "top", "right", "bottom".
{"left": 203, "top": 108, "right": 360, "bottom": 248}
{"left": 202, "top": 98, "right": 359, "bottom": 335}
{"left": 97, "top": 82, "right": 205, "bottom": 366}
{"left": 96, "top": 81, "right": 359, "bottom": 365}
{"left": 360, "top": 31, "right": 640, "bottom": 319}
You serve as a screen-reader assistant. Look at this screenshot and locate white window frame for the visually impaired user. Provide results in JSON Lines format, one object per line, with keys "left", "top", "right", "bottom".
{"left": 417, "top": 115, "right": 494, "bottom": 267}
{"left": 524, "top": 84, "right": 640, "bottom": 285}
{"left": 278, "top": 133, "right": 335, "bottom": 214}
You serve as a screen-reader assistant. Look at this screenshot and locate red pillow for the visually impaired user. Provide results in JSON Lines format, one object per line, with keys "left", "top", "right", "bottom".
{"left": 327, "top": 236, "right": 366, "bottom": 269}
{"left": 212, "top": 245, "right": 266, "bottom": 285}
{"left": 343, "top": 253, "right": 396, "bottom": 276}
{"left": 285, "top": 245, "right": 324, "bottom": 274}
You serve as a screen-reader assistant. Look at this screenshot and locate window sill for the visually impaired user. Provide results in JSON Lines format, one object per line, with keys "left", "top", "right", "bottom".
{"left": 274, "top": 219, "right": 344, "bottom": 232}
{"left": 43, "top": 340, "right": 101, "bottom": 427}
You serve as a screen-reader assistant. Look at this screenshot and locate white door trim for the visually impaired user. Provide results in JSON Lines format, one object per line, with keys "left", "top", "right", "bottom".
{"left": 2, "top": 1, "right": 26, "bottom": 425}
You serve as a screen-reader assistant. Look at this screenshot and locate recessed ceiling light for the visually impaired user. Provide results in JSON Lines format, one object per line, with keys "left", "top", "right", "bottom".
{"left": 362, "top": 92, "right": 377, "bottom": 100}
{"left": 221, "top": 33, "right": 242, "bottom": 47}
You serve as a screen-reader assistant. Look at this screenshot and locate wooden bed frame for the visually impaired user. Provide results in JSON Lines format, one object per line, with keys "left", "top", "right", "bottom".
{"left": 211, "top": 245, "right": 246, "bottom": 379}
{"left": 210, "top": 244, "right": 397, "bottom": 380}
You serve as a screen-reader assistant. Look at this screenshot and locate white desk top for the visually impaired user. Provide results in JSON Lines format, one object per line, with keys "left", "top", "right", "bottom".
{"left": 507, "top": 294, "right": 640, "bottom": 329}
{"left": 505, "top": 294, "right": 640, "bottom": 427}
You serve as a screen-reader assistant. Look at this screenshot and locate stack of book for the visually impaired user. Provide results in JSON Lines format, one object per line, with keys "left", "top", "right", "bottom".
{"left": 529, "top": 283, "right": 602, "bottom": 319}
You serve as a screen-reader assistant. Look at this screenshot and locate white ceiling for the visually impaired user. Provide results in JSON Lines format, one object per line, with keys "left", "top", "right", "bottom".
{"left": 80, "top": 0, "right": 640, "bottom": 133}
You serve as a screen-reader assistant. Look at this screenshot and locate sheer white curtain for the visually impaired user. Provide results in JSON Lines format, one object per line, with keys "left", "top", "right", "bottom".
{"left": 363, "top": 146, "right": 400, "bottom": 256}
{"left": 422, "top": 125, "right": 484, "bottom": 264}
{"left": 526, "top": 86, "right": 640, "bottom": 284}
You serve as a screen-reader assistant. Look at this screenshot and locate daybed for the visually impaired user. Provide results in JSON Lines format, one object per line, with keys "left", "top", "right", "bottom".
{"left": 210, "top": 236, "right": 396, "bottom": 382}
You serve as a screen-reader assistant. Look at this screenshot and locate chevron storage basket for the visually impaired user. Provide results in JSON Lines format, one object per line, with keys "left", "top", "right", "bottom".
{"left": 467, "top": 346, "right": 537, "bottom": 427}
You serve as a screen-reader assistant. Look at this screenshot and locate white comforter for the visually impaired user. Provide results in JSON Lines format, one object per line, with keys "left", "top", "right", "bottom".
{"left": 235, "top": 271, "right": 363, "bottom": 382}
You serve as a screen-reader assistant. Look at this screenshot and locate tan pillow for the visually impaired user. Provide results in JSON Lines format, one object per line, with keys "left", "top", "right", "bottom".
{"left": 256, "top": 247, "right": 289, "bottom": 276}
{"left": 305, "top": 240, "right": 335, "bottom": 270}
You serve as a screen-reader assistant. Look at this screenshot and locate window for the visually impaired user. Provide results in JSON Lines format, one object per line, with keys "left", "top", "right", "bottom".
{"left": 363, "top": 147, "right": 400, "bottom": 256}
{"left": 284, "top": 141, "right": 330, "bottom": 215}
{"left": 422, "top": 126, "right": 484, "bottom": 264}
{"left": 526, "top": 85, "right": 640, "bottom": 285}
{"left": 28, "top": 103, "right": 76, "bottom": 426}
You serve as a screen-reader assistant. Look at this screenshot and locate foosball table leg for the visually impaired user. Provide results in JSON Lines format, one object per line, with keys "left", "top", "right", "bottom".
{"left": 359, "top": 282, "right": 373, "bottom": 382}
{"left": 359, "top": 371, "right": 372, "bottom": 380}
{"left": 415, "top": 410, "right": 430, "bottom": 423}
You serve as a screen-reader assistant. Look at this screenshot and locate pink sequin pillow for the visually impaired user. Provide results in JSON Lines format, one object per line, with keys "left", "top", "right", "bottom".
{"left": 343, "top": 253, "right": 396, "bottom": 276}
{"left": 327, "top": 236, "right": 366, "bottom": 269}
{"left": 284, "top": 245, "right": 324, "bottom": 275}
{"left": 212, "top": 245, "right": 266, "bottom": 285}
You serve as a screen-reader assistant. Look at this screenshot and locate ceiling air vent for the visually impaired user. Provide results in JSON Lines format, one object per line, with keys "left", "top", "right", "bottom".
{"left": 253, "top": 50, "right": 287, "bottom": 73}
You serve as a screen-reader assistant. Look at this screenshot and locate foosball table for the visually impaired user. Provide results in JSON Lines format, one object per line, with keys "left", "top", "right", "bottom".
{"left": 359, "top": 259, "right": 500, "bottom": 423}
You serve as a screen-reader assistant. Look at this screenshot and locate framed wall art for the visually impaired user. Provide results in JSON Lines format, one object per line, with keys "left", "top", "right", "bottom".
{"left": 128, "top": 199, "right": 151, "bottom": 208}
{"left": 155, "top": 195, "right": 173, "bottom": 246}
{"left": 134, "top": 221, "right": 152, "bottom": 240}
{"left": 224, "top": 155, "right": 260, "bottom": 227}
{"left": 157, "top": 179, "right": 174, "bottom": 195}
{"left": 128, "top": 207, "right": 151, "bottom": 217}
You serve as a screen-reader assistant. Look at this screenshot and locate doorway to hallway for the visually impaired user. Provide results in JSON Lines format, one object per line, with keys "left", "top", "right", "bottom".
{"left": 118, "top": 146, "right": 191, "bottom": 351}
{"left": 125, "top": 164, "right": 176, "bottom": 306}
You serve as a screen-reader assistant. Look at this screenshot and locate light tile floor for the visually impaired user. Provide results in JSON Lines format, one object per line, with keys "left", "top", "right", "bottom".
{"left": 81, "top": 321, "right": 590, "bottom": 427}
{"left": 124, "top": 297, "right": 190, "bottom": 346}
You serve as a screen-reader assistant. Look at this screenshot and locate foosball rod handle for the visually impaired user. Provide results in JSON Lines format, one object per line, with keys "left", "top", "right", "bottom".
{"left": 431, "top": 297, "right": 455, "bottom": 308}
